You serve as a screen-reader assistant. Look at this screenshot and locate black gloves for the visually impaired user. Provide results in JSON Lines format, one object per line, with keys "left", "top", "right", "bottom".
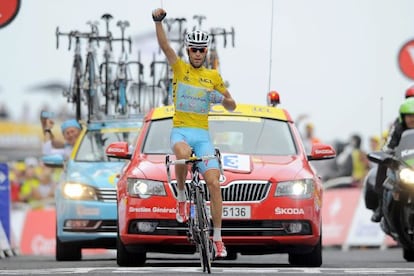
{"left": 152, "top": 11, "right": 166, "bottom": 22}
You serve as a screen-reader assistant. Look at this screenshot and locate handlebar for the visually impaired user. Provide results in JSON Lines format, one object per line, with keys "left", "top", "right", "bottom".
{"left": 165, "top": 148, "right": 225, "bottom": 184}
{"left": 167, "top": 155, "right": 217, "bottom": 166}
{"left": 56, "top": 26, "right": 112, "bottom": 51}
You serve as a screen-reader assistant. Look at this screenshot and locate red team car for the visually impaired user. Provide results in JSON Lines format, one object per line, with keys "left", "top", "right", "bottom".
{"left": 106, "top": 103, "right": 336, "bottom": 267}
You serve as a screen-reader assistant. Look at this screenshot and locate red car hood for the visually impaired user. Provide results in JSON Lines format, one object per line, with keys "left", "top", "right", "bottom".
{"left": 131, "top": 153, "right": 311, "bottom": 183}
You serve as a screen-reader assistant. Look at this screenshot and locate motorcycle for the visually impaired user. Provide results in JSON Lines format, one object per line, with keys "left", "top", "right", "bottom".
{"left": 364, "top": 128, "right": 414, "bottom": 262}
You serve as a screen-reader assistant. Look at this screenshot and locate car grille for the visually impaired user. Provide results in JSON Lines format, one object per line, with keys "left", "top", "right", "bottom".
{"left": 96, "top": 188, "right": 117, "bottom": 202}
{"left": 169, "top": 180, "right": 271, "bottom": 202}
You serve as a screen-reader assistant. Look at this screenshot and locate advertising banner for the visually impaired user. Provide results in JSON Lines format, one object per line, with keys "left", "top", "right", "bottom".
{"left": 0, "top": 163, "right": 10, "bottom": 242}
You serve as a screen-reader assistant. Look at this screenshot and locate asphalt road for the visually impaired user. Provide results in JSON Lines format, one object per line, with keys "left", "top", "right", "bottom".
{"left": 1, "top": 247, "right": 414, "bottom": 275}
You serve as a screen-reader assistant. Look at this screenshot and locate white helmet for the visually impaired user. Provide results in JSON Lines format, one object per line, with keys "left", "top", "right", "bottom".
{"left": 184, "top": 30, "right": 210, "bottom": 48}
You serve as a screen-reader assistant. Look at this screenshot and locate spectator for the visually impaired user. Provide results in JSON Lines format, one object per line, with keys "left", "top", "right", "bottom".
{"left": 31, "top": 168, "right": 56, "bottom": 209}
{"left": 9, "top": 161, "right": 25, "bottom": 203}
{"left": 369, "top": 135, "right": 381, "bottom": 152}
{"left": 19, "top": 157, "right": 40, "bottom": 203}
{"left": 296, "top": 114, "right": 321, "bottom": 153}
{"left": 349, "top": 134, "right": 370, "bottom": 187}
{"left": 41, "top": 113, "right": 82, "bottom": 159}
{"left": 368, "top": 135, "right": 381, "bottom": 169}
{"left": 32, "top": 168, "right": 55, "bottom": 201}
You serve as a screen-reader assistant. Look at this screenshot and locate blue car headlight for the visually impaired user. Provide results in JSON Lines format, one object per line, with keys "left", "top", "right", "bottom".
{"left": 275, "top": 179, "right": 314, "bottom": 198}
{"left": 127, "top": 178, "right": 166, "bottom": 198}
{"left": 63, "top": 182, "right": 98, "bottom": 200}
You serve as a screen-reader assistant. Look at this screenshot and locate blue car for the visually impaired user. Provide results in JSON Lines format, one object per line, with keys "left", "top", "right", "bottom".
{"left": 44, "top": 116, "right": 142, "bottom": 261}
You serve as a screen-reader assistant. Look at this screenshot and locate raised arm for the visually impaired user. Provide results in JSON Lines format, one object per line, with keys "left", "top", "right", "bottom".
{"left": 152, "top": 8, "right": 177, "bottom": 66}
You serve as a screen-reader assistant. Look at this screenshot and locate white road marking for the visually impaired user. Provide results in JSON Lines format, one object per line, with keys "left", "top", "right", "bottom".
{"left": 1, "top": 267, "right": 414, "bottom": 275}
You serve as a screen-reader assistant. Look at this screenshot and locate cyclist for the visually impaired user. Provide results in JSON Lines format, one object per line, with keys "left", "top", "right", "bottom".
{"left": 152, "top": 8, "right": 237, "bottom": 259}
{"left": 41, "top": 114, "right": 82, "bottom": 159}
{"left": 371, "top": 97, "right": 414, "bottom": 222}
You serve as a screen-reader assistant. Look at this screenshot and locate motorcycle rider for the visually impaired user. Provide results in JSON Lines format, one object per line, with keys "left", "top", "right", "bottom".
{"left": 371, "top": 97, "right": 414, "bottom": 222}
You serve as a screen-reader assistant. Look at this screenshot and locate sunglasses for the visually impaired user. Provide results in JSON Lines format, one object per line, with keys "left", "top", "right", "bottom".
{"left": 189, "top": 47, "right": 207, "bottom": 53}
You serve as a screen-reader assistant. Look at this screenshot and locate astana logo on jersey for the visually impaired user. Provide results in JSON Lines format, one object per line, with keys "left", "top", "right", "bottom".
{"left": 176, "top": 83, "right": 211, "bottom": 114}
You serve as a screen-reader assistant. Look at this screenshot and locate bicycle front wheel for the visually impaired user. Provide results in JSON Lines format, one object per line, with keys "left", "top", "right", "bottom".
{"left": 195, "top": 187, "right": 212, "bottom": 273}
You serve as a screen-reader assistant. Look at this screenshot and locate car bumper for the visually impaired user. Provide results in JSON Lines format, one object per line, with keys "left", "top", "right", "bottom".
{"left": 120, "top": 218, "right": 320, "bottom": 254}
{"left": 56, "top": 199, "right": 117, "bottom": 244}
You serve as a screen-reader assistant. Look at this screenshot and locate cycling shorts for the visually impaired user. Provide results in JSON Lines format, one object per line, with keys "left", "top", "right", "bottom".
{"left": 170, "top": 127, "right": 218, "bottom": 174}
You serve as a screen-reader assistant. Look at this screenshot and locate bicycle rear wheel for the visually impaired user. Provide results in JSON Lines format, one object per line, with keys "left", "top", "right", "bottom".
{"left": 195, "top": 187, "right": 212, "bottom": 273}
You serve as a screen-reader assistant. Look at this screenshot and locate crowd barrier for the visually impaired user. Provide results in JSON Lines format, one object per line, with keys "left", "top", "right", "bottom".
{"left": 322, "top": 186, "right": 397, "bottom": 250}
{"left": 5, "top": 187, "right": 397, "bottom": 257}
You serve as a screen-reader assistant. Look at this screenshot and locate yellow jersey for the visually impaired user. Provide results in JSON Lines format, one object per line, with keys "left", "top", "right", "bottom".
{"left": 171, "top": 58, "right": 227, "bottom": 129}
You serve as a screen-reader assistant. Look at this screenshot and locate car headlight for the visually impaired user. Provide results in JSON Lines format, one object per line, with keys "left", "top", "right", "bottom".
{"left": 399, "top": 168, "right": 414, "bottom": 185}
{"left": 275, "top": 179, "right": 314, "bottom": 198}
{"left": 63, "top": 182, "right": 98, "bottom": 200}
{"left": 127, "top": 178, "right": 166, "bottom": 198}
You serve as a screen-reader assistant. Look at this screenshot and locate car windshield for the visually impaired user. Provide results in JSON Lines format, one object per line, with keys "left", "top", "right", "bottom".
{"left": 143, "top": 116, "right": 297, "bottom": 155}
{"left": 76, "top": 128, "right": 139, "bottom": 161}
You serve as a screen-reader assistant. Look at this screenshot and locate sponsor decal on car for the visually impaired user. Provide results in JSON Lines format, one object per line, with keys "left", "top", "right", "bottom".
{"left": 275, "top": 207, "right": 305, "bottom": 215}
{"left": 76, "top": 205, "right": 100, "bottom": 216}
{"left": 128, "top": 206, "right": 176, "bottom": 214}
{"left": 222, "top": 153, "right": 250, "bottom": 172}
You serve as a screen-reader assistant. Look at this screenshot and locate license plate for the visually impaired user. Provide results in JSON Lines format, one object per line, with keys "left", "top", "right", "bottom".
{"left": 207, "top": 205, "right": 251, "bottom": 219}
{"left": 223, "top": 206, "right": 251, "bottom": 219}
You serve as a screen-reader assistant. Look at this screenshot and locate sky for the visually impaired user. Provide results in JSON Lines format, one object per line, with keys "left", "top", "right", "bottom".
{"left": 1, "top": 0, "right": 414, "bottom": 150}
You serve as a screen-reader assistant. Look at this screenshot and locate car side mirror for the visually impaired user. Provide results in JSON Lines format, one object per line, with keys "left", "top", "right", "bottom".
{"left": 307, "top": 143, "right": 336, "bottom": 161}
{"left": 106, "top": 142, "right": 132, "bottom": 160}
{"left": 42, "top": 154, "right": 65, "bottom": 168}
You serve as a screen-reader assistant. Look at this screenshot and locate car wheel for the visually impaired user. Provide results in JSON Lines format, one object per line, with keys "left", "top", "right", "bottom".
{"left": 55, "top": 221, "right": 81, "bottom": 261}
{"left": 288, "top": 235, "right": 322, "bottom": 267}
{"left": 117, "top": 231, "right": 146, "bottom": 266}
{"left": 223, "top": 250, "right": 238, "bottom": 260}
{"left": 55, "top": 237, "right": 81, "bottom": 261}
{"left": 403, "top": 248, "right": 414, "bottom": 262}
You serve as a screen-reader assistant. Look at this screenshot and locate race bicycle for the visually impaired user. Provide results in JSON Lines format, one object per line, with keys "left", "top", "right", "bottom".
{"left": 56, "top": 24, "right": 110, "bottom": 121}
{"left": 100, "top": 20, "right": 144, "bottom": 115}
{"left": 83, "top": 20, "right": 107, "bottom": 121}
{"left": 165, "top": 148, "right": 224, "bottom": 274}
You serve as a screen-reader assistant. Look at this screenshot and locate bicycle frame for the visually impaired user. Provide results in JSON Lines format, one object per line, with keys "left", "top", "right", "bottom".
{"left": 165, "top": 149, "right": 223, "bottom": 273}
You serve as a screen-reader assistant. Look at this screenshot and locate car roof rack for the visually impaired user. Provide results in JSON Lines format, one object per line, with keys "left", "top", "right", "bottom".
{"left": 88, "top": 113, "right": 145, "bottom": 124}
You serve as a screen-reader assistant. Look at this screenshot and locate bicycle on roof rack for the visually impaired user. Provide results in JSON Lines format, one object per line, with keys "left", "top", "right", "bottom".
{"left": 56, "top": 24, "right": 111, "bottom": 121}
{"left": 56, "top": 27, "right": 87, "bottom": 121}
{"left": 83, "top": 20, "right": 111, "bottom": 121}
{"left": 206, "top": 27, "right": 235, "bottom": 70}
{"left": 99, "top": 13, "right": 116, "bottom": 116}
{"left": 99, "top": 20, "right": 144, "bottom": 115}
{"left": 165, "top": 148, "right": 225, "bottom": 274}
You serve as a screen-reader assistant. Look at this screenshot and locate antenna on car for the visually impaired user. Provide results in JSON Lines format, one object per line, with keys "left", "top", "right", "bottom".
{"left": 380, "top": 96, "right": 384, "bottom": 143}
{"left": 268, "top": 0, "right": 275, "bottom": 92}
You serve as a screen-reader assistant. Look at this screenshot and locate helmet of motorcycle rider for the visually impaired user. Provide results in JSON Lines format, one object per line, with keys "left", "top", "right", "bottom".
{"left": 405, "top": 85, "right": 414, "bottom": 99}
{"left": 184, "top": 30, "right": 210, "bottom": 48}
{"left": 399, "top": 97, "right": 414, "bottom": 123}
